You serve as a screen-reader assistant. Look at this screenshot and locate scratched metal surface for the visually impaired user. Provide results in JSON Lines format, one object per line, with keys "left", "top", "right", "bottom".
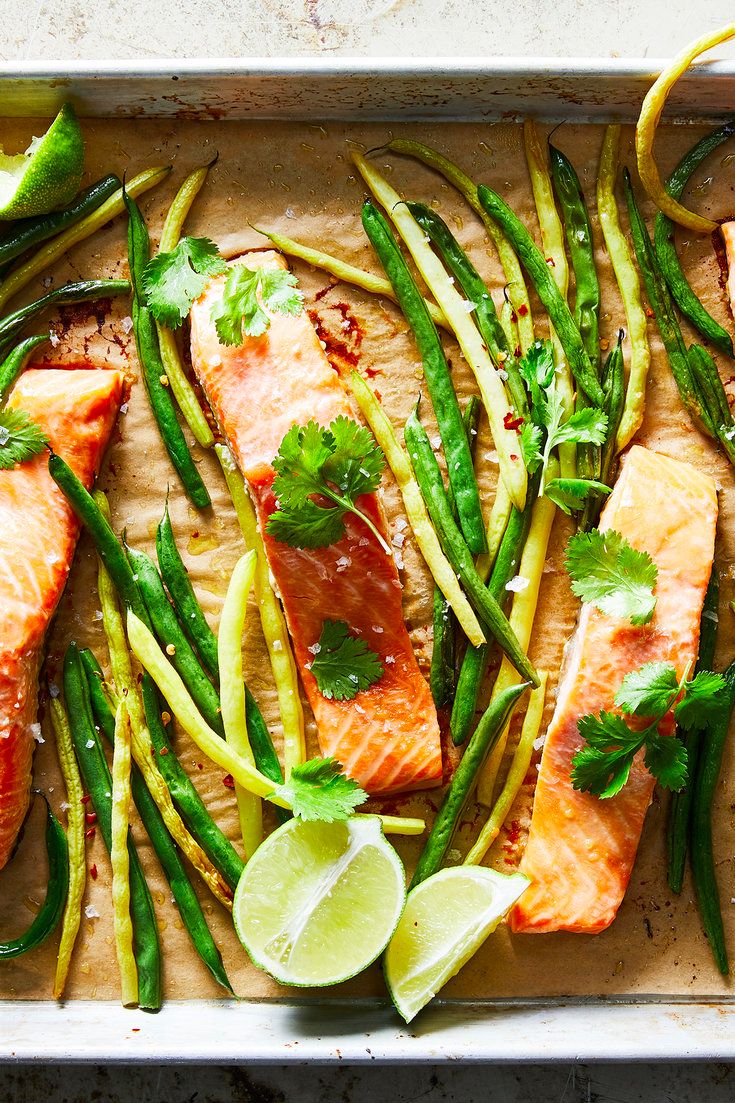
{"left": 0, "top": 1061, "right": 734, "bottom": 1101}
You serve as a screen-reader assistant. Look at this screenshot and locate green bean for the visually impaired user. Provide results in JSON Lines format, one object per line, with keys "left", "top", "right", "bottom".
{"left": 141, "top": 674, "right": 245, "bottom": 891}
{"left": 361, "top": 200, "right": 487, "bottom": 555}
{"left": 691, "top": 659, "right": 735, "bottom": 975}
{"left": 476, "top": 184, "right": 604, "bottom": 406}
{"left": 0, "top": 175, "right": 122, "bottom": 268}
{"left": 47, "top": 452, "right": 151, "bottom": 629}
{"left": 580, "top": 337, "right": 626, "bottom": 531}
{"left": 124, "top": 191, "right": 211, "bottom": 511}
{"left": 654, "top": 122, "right": 735, "bottom": 358}
{"left": 0, "top": 335, "right": 48, "bottom": 405}
{"left": 430, "top": 397, "right": 480, "bottom": 710}
{"left": 687, "top": 344, "right": 735, "bottom": 466}
{"left": 156, "top": 503, "right": 218, "bottom": 678}
{"left": 623, "top": 170, "right": 714, "bottom": 435}
{"left": 668, "top": 570, "right": 719, "bottom": 895}
{"left": 63, "top": 643, "right": 161, "bottom": 1010}
{"left": 155, "top": 505, "right": 286, "bottom": 805}
{"left": 0, "top": 797, "right": 68, "bottom": 959}
{"left": 125, "top": 542, "right": 224, "bottom": 736}
{"left": 549, "top": 144, "right": 601, "bottom": 375}
{"left": 406, "top": 202, "right": 529, "bottom": 420}
{"left": 0, "top": 279, "right": 131, "bottom": 358}
{"left": 385, "top": 138, "right": 536, "bottom": 353}
{"left": 450, "top": 478, "right": 538, "bottom": 745}
{"left": 79, "top": 649, "right": 233, "bottom": 993}
{"left": 411, "top": 682, "right": 529, "bottom": 887}
{"left": 404, "top": 406, "right": 538, "bottom": 688}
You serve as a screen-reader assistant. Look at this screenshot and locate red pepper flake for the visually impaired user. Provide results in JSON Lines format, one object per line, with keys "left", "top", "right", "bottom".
{"left": 132, "top": 1028, "right": 140, "bottom": 1033}
{"left": 161, "top": 711, "right": 172, "bottom": 726}
{"left": 81, "top": 794, "right": 91, "bottom": 805}
{"left": 503, "top": 411, "right": 524, "bottom": 431}
{"left": 197, "top": 763, "right": 204, "bottom": 770}
{"left": 159, "top": 747, "right": 169, "bottom": 756}
{"left": 85, "top": 827, "right": 96, "bottom": 840}
{"left": 222, "top": 774, "right": 235, "bottom": 789}
{"left": 85, "top": 811, "right": 97, "bottom": 826}
{"left": 546, "top": 257, "right": 556, "bottom": 267}
{"left": 510, "top": 311, "right": 518, "bottom": 324}
{"left": 645, "top": 307, "right": 654, "bottom": 317}
{"left": 514, "top": 346, "right": 522, "bottom": 358}
{"left": 518, "top": 303, "right": 529, "bottom": 317}
{"left": 510, "top": 454, "right": 519, "bottom": 461}
{"left": 90, "top": 863, "right": 98, "bottom": 881}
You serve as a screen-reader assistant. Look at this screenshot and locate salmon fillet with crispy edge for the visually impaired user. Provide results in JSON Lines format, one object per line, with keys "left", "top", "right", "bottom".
{"left": 0, "top": 367, "right": 123, "bottom": 870}
{"left": 510, "top": 446, "right": 717, "bottom": 935}
{"left": 190, "top": 250, "right": 442, "bottom": 794}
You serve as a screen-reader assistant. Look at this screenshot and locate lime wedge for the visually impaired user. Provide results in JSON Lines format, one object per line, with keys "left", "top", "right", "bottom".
{"left": 233, "top": 815, "right": 406, "bottom": 987}
{"left": 384, "top": 866, "right": 529, "bottom": 1023}
{"left": 0, "top": 104, "right": 84, "bottom": 220}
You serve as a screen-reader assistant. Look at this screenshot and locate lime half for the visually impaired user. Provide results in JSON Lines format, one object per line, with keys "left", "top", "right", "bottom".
{"left": 233, "top": 816, "right": 406, "bottom": 987}
{"left": 384, "top": 866, "right": 530, "bottom": 1023}
{"left": 0, "top": 104, "right": 84, "bottom": 219}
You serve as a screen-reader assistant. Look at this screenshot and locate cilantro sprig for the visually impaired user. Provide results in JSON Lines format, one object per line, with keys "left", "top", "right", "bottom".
{"left": 566, "top": 528, "right": 658, "bottom": 626}
{"left": 571, "top": 661, "right": 727, "bottom": 798}
{"left": 543, "top": 477, "right": 611, "bottom": 516}
{"left": 143, "top": 237, "right": 227, "bottom": 329}
{"left": 0, "top": 408, "right": 49, "bottom": 469}
{"left": 267, "top": 417, "right": 389, "bottom": 554}
{"left": 518, "top": 340, "right": 608, "bottom": 495}
{"left": 273, "top": 756, "right": 368, "bottom": 822}
{"left": 210, "top": 264, "right": 303, "bottom": 345}
{"left": 307, "top": 619, "right": 384, "bottom": 702}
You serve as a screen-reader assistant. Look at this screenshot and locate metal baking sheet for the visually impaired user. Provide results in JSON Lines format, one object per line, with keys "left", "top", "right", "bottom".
{"left": 1, "top": 57, "right": 735, "bottom": 1063}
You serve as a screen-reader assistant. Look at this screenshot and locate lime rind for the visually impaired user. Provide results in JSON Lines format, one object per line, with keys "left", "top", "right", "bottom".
{"left": 233, "top": 815, "right": 406, "bottom": 988}
{"left": 0, "top": 104, "right": 84, "bottom": 220}
{"left": 384, "top": 866, "right": 530, "bottom": 1024}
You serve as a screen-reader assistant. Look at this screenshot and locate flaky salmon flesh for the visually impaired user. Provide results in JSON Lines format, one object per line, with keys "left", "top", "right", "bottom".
{"left": 510, "top": 446, "right": 717, "bottom": 934}
{"left": 0, "top": 366, "right": 122, "bottom": 871}
{"left": 190, "top": 250, "right": 442, "bottom": 795}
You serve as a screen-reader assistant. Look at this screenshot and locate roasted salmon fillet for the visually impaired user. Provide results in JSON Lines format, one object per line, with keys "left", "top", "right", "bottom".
{"left": 0, "top": 366, "right": 122, "bottom": 870}
{"left": 190, "top": 250, "right": 442, "bottom": 794}
{"left": 722, "top": 221, "right": 735, "bottom": 318}
{"left": 510, "top": 446, "right": 717, "bottom": 934}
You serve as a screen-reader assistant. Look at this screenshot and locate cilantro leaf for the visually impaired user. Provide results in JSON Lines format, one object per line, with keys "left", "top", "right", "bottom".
{"left": 143, "top": 237, "right": 227, "bottom": 329}
{"left": 519, "top": 421, "right": 543, "bottom": 474}
{"left": 571, "top": 711, "right": 644, "bottom": 798}
{"left": 615, "top": 661, "right": 679, "bottom": 718}
{"left": 572, "top": 658, "right": 729, "bottom": 799}
{"left": 273, "top": 756, "right": 368, "bottom": 822}
{"left": 643, "top": 730, "right": 688, "bottom": 792}
{"left": 267, "top": 498, "right": 346, "bottom": 549}
{"left": 210, "top": 264, "right": 303, "bottom": 346}
{"left": 519, "top": 339, "right": 555, "bottom": 408}
{"left": 323, "top": 416, "right": 385, "bottom": 501}
{"left": 675, "top": 670, "right": 727, "bottom": 732}
{"left": 0, "top": 408, "right": 49, "bottom": 469}
{"left": 266, "top": 418, "right": 388, "bottom": 552}
{"left": 543, "top": 477, "right": 611, "bottom": 516}
{"left": 551, "top": 406, "right": 608, "bottom": 448}
{"left": 565, "top": 528, "right": 658, "bottom": 625}
{"left": 307, "top": 620, "right": 384, "bottom": 701}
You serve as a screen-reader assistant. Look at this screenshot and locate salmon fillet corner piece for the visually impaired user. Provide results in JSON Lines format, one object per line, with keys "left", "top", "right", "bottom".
{"left": 189, "top": 249, "right": 442, "bottom": 795}
{"left": 510, "top": 445, "right": 717, "bottom": 934}
{"left": 0, "top": 367, "right": 123, "bottom": 870}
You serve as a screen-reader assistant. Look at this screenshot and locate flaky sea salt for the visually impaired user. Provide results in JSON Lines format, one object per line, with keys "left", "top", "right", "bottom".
{"left": 505, "top": 575, "right": 530, "bottom": 593}
{"left": 85, "top": 905, "right": 100, "bottom": 919}
{"left": 30, "top": 724, "right": 44, "bottom": 744}
{"left": 121, "top": 316, "right": 134, "bottom": 334}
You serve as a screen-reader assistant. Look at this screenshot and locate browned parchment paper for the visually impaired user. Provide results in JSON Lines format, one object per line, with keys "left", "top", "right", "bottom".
{"left": 1, "top": 116, "right": 735, "bottom": 1006}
